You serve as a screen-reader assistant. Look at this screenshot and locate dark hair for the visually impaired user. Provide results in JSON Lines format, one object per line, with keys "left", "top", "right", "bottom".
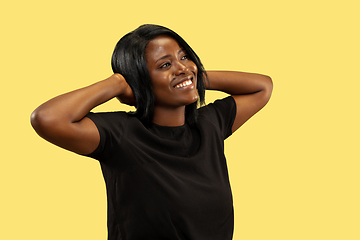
{"left": 111, "top": 24, "right": 207, "bottom": 126}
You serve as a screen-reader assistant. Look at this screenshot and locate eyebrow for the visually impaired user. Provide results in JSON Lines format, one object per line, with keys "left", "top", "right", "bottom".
{"left": 155, "top": 49, "right": 184, "bottom": 64}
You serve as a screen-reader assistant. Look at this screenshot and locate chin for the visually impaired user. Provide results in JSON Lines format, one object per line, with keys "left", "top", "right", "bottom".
{"left": 186, "top": 95, "right": 199, "bottom": 105}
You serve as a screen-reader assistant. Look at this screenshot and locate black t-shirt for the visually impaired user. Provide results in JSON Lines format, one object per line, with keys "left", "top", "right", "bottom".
{"left": 86, "top": 96, "right": 237, "bottom": 240}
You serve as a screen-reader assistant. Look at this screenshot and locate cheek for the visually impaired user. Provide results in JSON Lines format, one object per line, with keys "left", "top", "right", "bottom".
{"left": 190, "top": 61, "right": 197, "bottom": 70}
{"left": 189, "top": 62, "right": 198, "bottom": 75}
{"left": 189, "top": 63, "right": 198, "bottom": 84}
{"left": 151, "top": 74, "right": 172, "bottom": 95}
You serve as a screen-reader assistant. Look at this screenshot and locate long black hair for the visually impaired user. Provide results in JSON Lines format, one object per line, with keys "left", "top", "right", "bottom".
{"left": 111, "top": 24, "right": 207, "bottom": 126}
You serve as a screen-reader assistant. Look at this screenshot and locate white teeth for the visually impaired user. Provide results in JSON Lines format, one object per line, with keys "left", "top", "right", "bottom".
{"left": 175, "top": 79, "right": 192, "bottom": 88}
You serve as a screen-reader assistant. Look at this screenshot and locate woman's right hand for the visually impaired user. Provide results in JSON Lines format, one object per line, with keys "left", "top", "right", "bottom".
{"left": 113, "top": 74, "right": 136, "bottom": 106}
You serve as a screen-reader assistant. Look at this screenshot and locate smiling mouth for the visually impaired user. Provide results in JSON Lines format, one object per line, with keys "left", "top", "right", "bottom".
{"left": 174, "top": 79, "right": 193, "bottom": 89}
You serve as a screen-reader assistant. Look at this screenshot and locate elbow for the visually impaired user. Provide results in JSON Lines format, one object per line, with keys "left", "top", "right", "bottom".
{"left": 256, "top": 73, "right": 273, "bottom": 95}
{"left": 265, "top": 75, "right": 273, "bottom": 93}
{"left": 262, "top": 75, "right": 273, "bottom": 104}
{"left": 30, "top": 107, "right": 57, "bottom": 138}
{"left": 30, "top": 108, "right": 46, "bottom": 136}
{"left": 264, "top": 75, "right": 273, "bottom": 91}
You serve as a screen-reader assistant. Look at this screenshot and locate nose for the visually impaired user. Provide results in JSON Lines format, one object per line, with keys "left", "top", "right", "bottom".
{"left": 174, "top": 61, "right": 189, "bottom": 76}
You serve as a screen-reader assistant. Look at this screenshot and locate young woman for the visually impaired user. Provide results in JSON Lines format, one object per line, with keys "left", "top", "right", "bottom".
{"left": 31, "top": 24, "right": 273, "bottom": 240}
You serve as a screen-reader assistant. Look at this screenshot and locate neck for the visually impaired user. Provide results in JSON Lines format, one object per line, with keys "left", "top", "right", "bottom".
{"left": 152, "top": 106, "right": 186, "bottom": 127}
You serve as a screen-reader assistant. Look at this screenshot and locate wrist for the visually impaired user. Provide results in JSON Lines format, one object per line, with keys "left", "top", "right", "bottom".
{"left": 110, "top": 74, "right": 136, "bottom": 106}
{"left": 110, "top": 73, "right": 128, "bottom": 96}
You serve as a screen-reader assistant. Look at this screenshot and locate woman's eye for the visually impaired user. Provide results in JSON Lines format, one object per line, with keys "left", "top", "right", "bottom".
{"left": 181, "top": 55, "right": 188, "bottom": 60}
{"left": 160, "top": 63, "right": 170, "bottom": 69}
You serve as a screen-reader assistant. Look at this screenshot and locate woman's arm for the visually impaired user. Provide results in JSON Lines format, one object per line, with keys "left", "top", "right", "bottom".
{"left": 30, "top": 74, "right": 134, "bottom": 155}
{"left": 206, "top": 71, "right": 273, "bottom": 133}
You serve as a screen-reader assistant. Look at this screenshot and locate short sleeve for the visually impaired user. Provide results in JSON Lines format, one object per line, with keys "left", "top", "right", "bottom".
{"left": 198, "top": 96, "right": 237, "bottom": 139}
{"left": 85, "top": 111, "right": 127, "bottom": 161}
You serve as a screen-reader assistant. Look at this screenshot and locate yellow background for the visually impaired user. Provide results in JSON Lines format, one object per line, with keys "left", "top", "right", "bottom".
{"left": 1, "top": 0, "right": 359, "bottom": 239}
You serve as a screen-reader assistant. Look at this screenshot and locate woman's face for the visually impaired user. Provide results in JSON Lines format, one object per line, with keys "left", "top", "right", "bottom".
{"left": 145, "top": 35, "right": 198, "bottom": 109}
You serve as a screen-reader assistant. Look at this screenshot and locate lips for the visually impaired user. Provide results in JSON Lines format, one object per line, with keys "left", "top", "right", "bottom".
{"left": 172, "top": 75, "right": 195, "bottom": 89}
{"left": 174, "top": 79, "right": 193, "bottom": 88}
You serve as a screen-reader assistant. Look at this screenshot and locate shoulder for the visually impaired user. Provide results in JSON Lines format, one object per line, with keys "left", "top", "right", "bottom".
{"left": 84, "top": 111, "right": 140, "bottom": 160}
{"left": 198, "top": 96, "right": 236, "bottom": 119}
{"left": 87, "top": 110, "right": 129, "bottom": 119}
{"left": 87, "top": 111, "right": 131, "bottom": 125}
{"left": 197, "top": 96, "right": 236, "bottom": 139}
{"left": 85, "top": 111, "right": 138, "bottom": 138}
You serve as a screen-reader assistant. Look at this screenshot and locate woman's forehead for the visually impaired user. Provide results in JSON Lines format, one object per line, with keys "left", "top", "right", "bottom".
{"left": 145, "top": 36, "right": 182, "bottom": 61}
